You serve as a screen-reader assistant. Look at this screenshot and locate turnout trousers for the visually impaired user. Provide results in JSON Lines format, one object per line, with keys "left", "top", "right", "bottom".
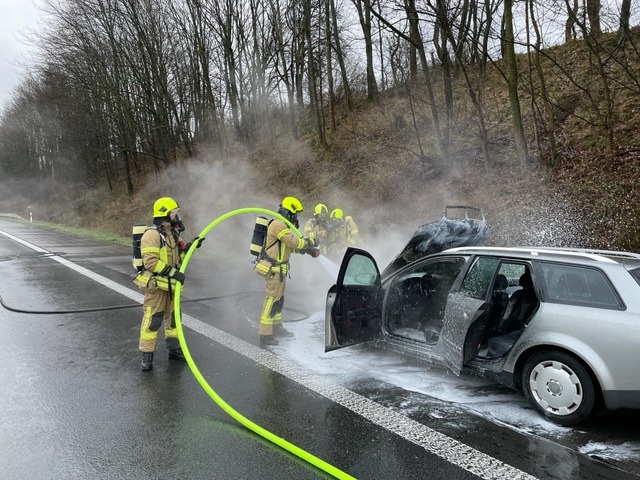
{"left": 138, "top": 288, "right": 180, "bottom": 353}
{"left": 259, "top": 270, "right": 286, "bottom": 336}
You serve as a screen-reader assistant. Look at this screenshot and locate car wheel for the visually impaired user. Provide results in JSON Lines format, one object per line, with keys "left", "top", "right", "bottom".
{"left": 522, "top": 351, "right": 596, "bottom": 426}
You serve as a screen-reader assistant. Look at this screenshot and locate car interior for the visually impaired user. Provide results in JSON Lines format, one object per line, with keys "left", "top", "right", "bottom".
{"left": 385, "top": 257, "right": 466, "bottom": 344}
{"left": 479, "top": 267, "right": 539, "bottom": 359}
{"left": 385, "top": 258, "right": 541, "bottom": 361}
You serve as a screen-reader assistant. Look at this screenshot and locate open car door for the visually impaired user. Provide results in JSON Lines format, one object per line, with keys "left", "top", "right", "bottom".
{"left": 439, "top": 256, "right": 501, "bottom": 375}
{"left": 325, "top": 248, "right": 382, "bottom": 352}
{"left": 439, "top": 293, "right": 488, "bottom": 375}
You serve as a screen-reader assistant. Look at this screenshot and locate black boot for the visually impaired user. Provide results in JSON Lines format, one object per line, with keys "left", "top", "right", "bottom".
{"left": 273, "top": 323, "right": 294, "bottom": 338}
{"left": 259, "top": 335, "right": 279, "bottom": 347}
{"left": 141, "top": 352, "right": 154, "bottom": 371}
{"left": 168, "top": 349, "right": 186, "bottom": 361}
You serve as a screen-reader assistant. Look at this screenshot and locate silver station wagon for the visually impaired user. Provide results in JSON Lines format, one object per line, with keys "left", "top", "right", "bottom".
{"left": 325, "top": 245, "right": 640, "bottom": 426}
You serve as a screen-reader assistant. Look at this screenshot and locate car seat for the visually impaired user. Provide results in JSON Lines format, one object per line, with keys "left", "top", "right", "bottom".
{"left": 485, "top": 274, "right": 509, "bottom": 339}
{"left": 497, "top": 271, "right": 537, "bottom": 335}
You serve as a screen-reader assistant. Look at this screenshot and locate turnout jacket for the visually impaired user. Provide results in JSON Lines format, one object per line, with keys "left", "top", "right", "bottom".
{"left": 263, "top": 218, "right": 307, "bottom": 274}
{"left": 134, "top": 221, "right": 184, "bottom": 291}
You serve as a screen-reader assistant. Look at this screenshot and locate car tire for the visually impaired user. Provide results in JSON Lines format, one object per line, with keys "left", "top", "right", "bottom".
{"left": 522, "top": 351, "right": 597, "bottom": 426}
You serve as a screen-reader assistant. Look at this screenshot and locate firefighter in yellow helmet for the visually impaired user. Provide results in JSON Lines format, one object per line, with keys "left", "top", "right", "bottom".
{"left": 256, "top": 196, "right": 319, "bottom": 347}
{"left": 134, "top": 197, "right": 203, "bottom": 371}
{"left": 325, "top": 207, "right": 349, "bottom": 260}
{"left": 303, "top": 203, "right": 331, "bottom": 255}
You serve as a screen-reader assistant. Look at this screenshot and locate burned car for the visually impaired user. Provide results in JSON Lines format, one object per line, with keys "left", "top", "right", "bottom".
{"left": 325, "top": 220, "right": 640, "bottom": 425}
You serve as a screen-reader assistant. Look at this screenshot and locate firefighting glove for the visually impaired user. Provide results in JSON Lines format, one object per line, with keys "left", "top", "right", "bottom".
{"left": 161, "top": 265, "right": 186, "bottom": 284}
{"left": 185, "top": 236, "right": 205, "bottom": 251}
{"left": 305, "top": 236, "right": 319, "bottom": 248}
{"left": 171, "top": 269, "right": 186, "bottom": 284}
{"left": 307, "top": 247, "right": 320, "bottom": 258}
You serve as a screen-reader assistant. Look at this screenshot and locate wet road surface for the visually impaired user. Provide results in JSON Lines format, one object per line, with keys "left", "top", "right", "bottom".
{"left": 1, "top": 218, "right": 639, "bottom": 479}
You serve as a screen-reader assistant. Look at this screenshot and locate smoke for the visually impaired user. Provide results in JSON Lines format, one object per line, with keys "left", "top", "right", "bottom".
{"left": 0, "top": 177, "right": 73, "bottom": 221}
{"left": 1, "top": 134, "right": 590, "bottom": 319}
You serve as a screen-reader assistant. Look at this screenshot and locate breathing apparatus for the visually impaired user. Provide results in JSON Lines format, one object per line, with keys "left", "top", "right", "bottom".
{"left": 171, "top": 214, "right": 185, "bottom": 233}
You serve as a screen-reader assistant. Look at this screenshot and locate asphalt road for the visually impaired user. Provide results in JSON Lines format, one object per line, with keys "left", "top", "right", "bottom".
{"left": 1, "top": 218, "right": 638, "bottom": 480}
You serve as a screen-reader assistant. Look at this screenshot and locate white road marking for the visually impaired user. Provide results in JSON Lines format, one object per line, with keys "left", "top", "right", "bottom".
{"left": 0, "top": 228, "right": 537, "bottom": 480}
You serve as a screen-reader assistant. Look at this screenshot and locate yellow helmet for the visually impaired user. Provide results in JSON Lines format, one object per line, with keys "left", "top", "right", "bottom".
{"left": 153, "top": 197, "right": 179, "bottom": 218}
{"left": 281, "top": 196, "right": 303, "bottom": 214}
{"left": 330, "top": 208, "right": 343, "bottom": 220}
{"left": 314, "top": 203, "right": 328, "bottom": 215}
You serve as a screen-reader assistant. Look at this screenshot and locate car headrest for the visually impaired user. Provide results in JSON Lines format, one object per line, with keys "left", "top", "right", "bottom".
{"left": 494, "top": 274, "right": 508, "bottom": 291}
{"left": 519, "top": 272, "right": 533, "bottom": 289}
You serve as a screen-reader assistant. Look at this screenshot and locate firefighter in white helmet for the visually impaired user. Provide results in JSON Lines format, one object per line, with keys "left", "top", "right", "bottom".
{"left": 257, "top": 196, "right": 319, "bottom": 347}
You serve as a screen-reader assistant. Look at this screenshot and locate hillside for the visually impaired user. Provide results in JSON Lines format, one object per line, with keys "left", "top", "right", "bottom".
{"left": 2, "top": 29, "right": 640, "bottom": 254}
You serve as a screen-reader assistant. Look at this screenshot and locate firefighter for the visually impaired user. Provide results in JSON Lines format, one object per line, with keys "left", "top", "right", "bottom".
{"left": 303, "top": 203, "right": 332, "bottom": 255}
{"left": 258, "top": 196, "right": 319, "bottom": 347}
{"left": 345, "top": 214, "right": 360, "bottom": 246}
{"left": 135, "top": 197, "right": 199, "bottom": 371}
{"left": 325, "top": 208, "right": 348, "bottom": 260}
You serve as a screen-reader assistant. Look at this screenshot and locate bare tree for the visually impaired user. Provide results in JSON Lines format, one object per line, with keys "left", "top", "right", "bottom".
{"left": 618, "top": 0, "right": 632, "bottom": 41}
{"left": 329, "top": 0, "right": 353, "bottom": 109}
{"left": 351, "top": 0, "right": 379, "bottom": 102}
{"left": 366, "top": 0, "right": 448, "bottom": 162}
{"left": 503, "top": 0, "right": 530, "bottom": 166}
{"left": 585, "top": 0, "right": 602, "bottom": 36}
{"left": 303, "top": 0, "right": 327, "bottom": 145}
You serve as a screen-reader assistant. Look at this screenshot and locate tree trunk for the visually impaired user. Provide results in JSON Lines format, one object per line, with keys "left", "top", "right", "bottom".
{"left": 352, "top": 0, "right": 379, "bottom": 102}
{"left": 503, "top": 0, "right": 529, "bottom": 166}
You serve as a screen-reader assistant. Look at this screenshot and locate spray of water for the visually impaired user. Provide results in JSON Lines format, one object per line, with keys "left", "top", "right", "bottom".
{"left": 317, "top": 255, "right": 340, "bottom": 279}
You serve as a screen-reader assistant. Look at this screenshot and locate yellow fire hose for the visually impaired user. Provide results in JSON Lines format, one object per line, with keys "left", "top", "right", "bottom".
{"left": 173, "top": 207, "right": 356, "bottom": 480}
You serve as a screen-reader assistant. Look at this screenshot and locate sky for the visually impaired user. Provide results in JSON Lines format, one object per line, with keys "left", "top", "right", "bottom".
{"left": 0, "top": 0, "right": 41, "bottom": 112}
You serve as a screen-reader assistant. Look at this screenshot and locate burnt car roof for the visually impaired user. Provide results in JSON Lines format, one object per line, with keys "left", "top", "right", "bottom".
{"left": 382, "top": 206, "right": 489, "bottom": 278}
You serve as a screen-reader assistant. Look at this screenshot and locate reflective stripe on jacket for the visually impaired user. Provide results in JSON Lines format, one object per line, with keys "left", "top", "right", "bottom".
{"left": 264, "top": 218, "right": 306, "bottom": 274}
{"left": 135, "top": 221, "right": 182, "bottom": 291}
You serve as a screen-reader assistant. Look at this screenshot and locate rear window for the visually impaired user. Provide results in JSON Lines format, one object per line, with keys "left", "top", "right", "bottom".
{"left": 630, "top": 267, "right": 640, "bottom": 287}
{"left": 460, "top": 256, "right": 500, "bottom": 299}
{"left": 538, "top": 263, "right": 622, "bottom": 309}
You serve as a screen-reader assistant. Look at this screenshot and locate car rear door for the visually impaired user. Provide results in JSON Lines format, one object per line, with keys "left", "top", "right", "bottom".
{"left": 325, "top": 248, "right": 382, "bottom": 352}
{"left": 440, "top": 256, "right": 500, "bottom": 375}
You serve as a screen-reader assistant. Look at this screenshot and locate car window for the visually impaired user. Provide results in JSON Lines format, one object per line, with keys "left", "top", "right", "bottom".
{"left": 497, "top": 263, "right": 526, "bottom": 294}
{"left": 460, "top": 256, "right": 500, "bottom": 300}
{"left": 538, "top": 263, "right": 621, "bottom": 308}
{"left": 343, "top": 254, "right": 378, "bottom": 286}
{"left": 630, "top": 267, "right": 640, "bottom": 287}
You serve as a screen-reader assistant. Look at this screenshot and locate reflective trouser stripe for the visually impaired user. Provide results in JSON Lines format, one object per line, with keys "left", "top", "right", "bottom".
{"left": 259, "top": 272, "right": 286, "bottom": 335}
{"left": 260, "top": 297, "right": 275, "bottom": 323}
{"left": 139, "top": 306, "right": 157, "bottom": 344}
{"left": 138, "top": 289, "right": 174, "bottom": 352}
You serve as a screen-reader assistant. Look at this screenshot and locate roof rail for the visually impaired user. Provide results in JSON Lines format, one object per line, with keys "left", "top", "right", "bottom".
{"left": 521, "top": 246, "right": 640, "bottom": 261}
{"left": 444, "top": 246, "right": 640, "bottom": 263}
